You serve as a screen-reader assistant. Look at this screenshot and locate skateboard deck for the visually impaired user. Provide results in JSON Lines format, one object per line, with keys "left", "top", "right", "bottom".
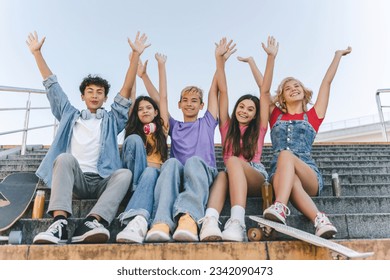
{"left": 249, "top": 215, "right": 374, "bottom": 259}
{"left": 0, "top": 172, "right": 39, "bottom": 232}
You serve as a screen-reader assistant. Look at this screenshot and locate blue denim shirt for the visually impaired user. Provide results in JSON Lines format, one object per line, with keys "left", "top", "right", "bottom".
{"left": 36, "top": 75, "right": 132, "bottom": 188}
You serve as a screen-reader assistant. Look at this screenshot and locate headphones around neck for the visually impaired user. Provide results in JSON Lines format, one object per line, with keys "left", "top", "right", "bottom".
{"left": 80, "top": 108, "right": 104, "bottom": 120}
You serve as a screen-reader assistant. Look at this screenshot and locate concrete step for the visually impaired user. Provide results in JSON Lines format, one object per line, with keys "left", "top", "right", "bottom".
{"left": 3, "top": 213, "right": 390, "bottom": 245}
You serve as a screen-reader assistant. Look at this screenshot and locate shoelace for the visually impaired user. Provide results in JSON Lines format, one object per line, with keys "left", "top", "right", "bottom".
{"left": 84, "top": 219, "right": 103, "bottom": 229}
{"left": 274, "top": 202, "right": 291, "bottom": 217}
{"left": 197, "top": 216, "right": 221, "bottom": 226}
{"left": 47, "top": 219, "right": 67, "bottom": 236}
{"left": 314, "top": 213, "right": 330, "bottom": 228}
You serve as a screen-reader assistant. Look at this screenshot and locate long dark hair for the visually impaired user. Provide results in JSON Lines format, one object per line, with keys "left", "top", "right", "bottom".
{"left": 223, "top": 94, "right": 260, "bottom": 161}
{"left": 125, "top": 96, "right": 168, "bottom": 162}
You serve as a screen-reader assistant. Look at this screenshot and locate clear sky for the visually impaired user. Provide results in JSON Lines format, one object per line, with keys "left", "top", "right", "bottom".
{"left": 1, "top": 0, "right": 390, "bottom": 145}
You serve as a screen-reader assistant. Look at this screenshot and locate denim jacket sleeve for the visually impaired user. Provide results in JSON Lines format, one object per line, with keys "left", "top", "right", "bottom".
{"left": 43, "top": 75, "right": 77, "bottom": 121}
{"left": 108, "top": 93, "right": 132, "bottom": 133}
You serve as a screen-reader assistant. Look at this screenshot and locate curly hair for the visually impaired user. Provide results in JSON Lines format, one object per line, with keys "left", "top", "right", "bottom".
{"left": 272, "top": 77, "right": 313, "bottom": 113}
{"left": 124, "top": 96, "right": 168, "bottom": 162}
{"left": 79, "top": 74, "right": 111, "bottom": 96}
{"left": 223, "top": 94, "right": 260, "bottom": 161}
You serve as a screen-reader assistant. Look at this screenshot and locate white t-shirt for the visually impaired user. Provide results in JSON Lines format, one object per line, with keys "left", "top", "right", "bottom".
{"left": 70, "top": 114, "right": 102, "bottom": 173}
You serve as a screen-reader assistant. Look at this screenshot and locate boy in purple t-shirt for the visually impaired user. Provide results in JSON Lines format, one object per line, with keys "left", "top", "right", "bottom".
{"left": 136, "top": 43, "right": 235, "bottom": 241}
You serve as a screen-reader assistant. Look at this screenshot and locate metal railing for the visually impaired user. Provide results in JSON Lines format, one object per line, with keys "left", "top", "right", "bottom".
{"left": 375, "top": 88, "right": 390, "bottom": 142}
{"left": 0, "top": 86, "right": 57, "bottom": 155}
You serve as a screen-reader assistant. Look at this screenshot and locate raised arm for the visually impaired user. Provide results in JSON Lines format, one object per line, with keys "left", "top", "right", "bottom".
{"left": 120, "top": 31, "right": 151, "bottom": 99}
{"left": 26, "top": 31, "right": 52, "bottom": 80}
{"left": 137, "top": 59, "right": 161, "bottom": 105}
{"left": 128, "top": 67, "right": 137, "bottom": 116}
{"left": 237, "top": 56, "right": 264, "bottom": 88}
{"left": 214, "top": 38, "right": 237, "bottom": 125}
{"left": 155, "top": 53, "right": 169, "bottom": 127}
{"left": 314, "top": 46, "right": 352, "bottom": 118}
{"left": 260, "top": 36, "right": 279, "bottom": 127}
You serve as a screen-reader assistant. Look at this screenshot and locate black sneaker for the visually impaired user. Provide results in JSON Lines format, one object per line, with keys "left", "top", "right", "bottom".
{"left": 71, "top": 218, "right": 110, "bottom": 243}
{"left": 33, "top": 219, "right": 68, "bottom": 244}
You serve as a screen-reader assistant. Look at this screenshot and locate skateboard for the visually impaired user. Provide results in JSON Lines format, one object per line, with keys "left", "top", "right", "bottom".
{"left": 0, "top": 172, "right": 39, "bottom": 244}
{"left": 248, "top": 215, "right": 374, "bottom": 259}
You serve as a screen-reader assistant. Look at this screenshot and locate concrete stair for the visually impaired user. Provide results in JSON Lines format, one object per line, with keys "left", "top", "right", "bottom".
{"left": 1, "top": 143, "right": 390, "bottom": 260}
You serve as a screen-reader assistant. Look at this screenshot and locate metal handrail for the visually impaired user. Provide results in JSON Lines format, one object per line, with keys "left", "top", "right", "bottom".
{"left": 0, "top": 85, "right": 57, "bottom": 155}
{"left": 375, "top": 88, "right": 390, "bottom": 142}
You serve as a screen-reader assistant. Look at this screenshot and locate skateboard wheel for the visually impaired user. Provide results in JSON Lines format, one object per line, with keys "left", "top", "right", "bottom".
{"left": 248, "top": 228, "right": 263, "bottom": 241}
{"left": 8, "top": 231, "right": 22, "bottom": 244}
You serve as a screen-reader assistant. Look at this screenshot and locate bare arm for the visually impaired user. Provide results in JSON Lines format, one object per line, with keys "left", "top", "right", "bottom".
{"left": 128, "top": 72, "right": 136, "bottom": 116}
{"left": 314, "top": 46, "right": 352, "bottom": 118}
{"left": 260, "top": 36, "right": 279, "bottom": 127}
{"left": 237, "top": 56, "right": 264, "bottom": 88}
{"left": 214, "top": 38, "right": 237, "bottom": 125}
{"left": 120, "top": 32, "right": 151, "bottom": 99}
{"left": 26, "top": 31, "right": 52, "bottom": 80}
{"left": 155, "top": 53, "right": 169, "bottom": 127}
{"left": 137, "top": 59, "right": 161, "bottom": 104}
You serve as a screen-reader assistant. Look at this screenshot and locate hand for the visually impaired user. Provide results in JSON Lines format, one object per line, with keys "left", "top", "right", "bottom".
{"left": 128, "top": 31, "right": 151, "bottom": 55}
{"left": 26, "top": 31, "right": 46, "bottom": 54}
{"left": 262, "top": 36, "right": 279, "bottom": 57}
{"left": 137, "top": 59, "right": 148, "bottom": 78}
{"left": 155, "top": 53, "right": 167, "bottom": 64}
{"left": 215, "top": 37, "right": 237, "bottom": 61}
{"left": 336, "top": 46, "right": 352, "bottom": 56}
{"left": 237, "top": 56, "right": 254, "bottom": 63}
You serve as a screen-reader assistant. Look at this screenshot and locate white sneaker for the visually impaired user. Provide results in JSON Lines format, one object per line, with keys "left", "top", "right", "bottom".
{"left": 198, "top": 216, "right": 222, "bottom": 242}
{"left": 222, "top": 218, "right": 246, "bottom": 242}
{"left": 33, "top": 219, "right": 68, "bottom": 244}
{"left": 263, "top": 201, "right": 290, "bottom": 224}
{"left": 116, "top": 215, "right": 148, "bottom": 244}
{"left": 314, "top": 212, "right": 337, "bottom": 239}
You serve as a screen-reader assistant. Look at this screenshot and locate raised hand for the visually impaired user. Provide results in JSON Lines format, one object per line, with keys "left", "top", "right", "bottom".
{"left": 215, "top": 37, "right": 237, "bottom": 61}
{"left": 336, "top": 46, "right": 352, "bottom": 56}
{"left": 137, "top": 59, "right": 149, "bottom": 78}
{"left": 237, "top": 56, "right": 254, "bottom": 63}
{"left": 155, "top": 53, "right": 167, "bottom": 64}
{"left": 262, "top": 36, "right": 279, "bottom": 57}
{"left": 26, "top": 31, "right": 46, "bottom": 54}
{"left": 128, "top": 31, "right": 151, "bottom": 55}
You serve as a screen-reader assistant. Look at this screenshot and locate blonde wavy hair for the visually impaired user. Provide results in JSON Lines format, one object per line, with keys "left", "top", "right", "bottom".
{"left": 272, "top": 77, "right": 313, "bottom": 113}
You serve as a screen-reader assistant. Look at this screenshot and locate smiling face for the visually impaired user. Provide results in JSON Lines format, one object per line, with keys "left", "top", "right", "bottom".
{"left": 81, "top": 84, "right": 107, "bottom": 113}
{"left": 235, "top": 98, "right": 257, "bottom": 126}
{"left": 137, "top": 99, "right": 158, "bottom": 124}
{"left": 178, "top": 87, "right": 204, "bottom": 121}
{"left": 282, "top": 79, "right": 305, "bottom": 104}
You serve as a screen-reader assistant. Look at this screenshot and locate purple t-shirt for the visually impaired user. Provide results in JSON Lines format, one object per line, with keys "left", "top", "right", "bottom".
{"left": 169, "top": 110, "right": 218, "bottom": 167}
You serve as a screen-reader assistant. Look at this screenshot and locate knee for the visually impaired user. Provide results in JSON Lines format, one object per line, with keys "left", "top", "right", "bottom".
{"left": 143, "top": 167, "right": 159, "bottom": 178}
{"left": 184, "top": 156, "right": 204, "bottom": 171}
{"left": 225, "top": 156, "right": 240, "bottom": 169}
{"left": 113, "top": 169, "right": 133, "bottom": 185}
{"left": 54, "top": 153, "right": 77, "bottom": 167}
{"left": 123, "top": 134, "right": 144, "bottom": 150}
{"left": 278, "top": 150, "right": 294, "bottom": 162}
{"left": 162, "top": 158, "right": 182, "bottom": 172}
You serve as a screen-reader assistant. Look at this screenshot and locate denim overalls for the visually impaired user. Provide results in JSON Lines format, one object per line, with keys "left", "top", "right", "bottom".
{"left": 269, "top": 112, "right": 323, "bottom": 194}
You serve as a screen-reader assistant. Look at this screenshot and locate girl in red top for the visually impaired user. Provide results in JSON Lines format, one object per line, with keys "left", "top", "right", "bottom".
{"left": 263, "top": 47, "right": 352, "bottom": 238}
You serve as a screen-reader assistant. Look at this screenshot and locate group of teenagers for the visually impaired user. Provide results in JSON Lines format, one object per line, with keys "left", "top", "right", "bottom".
{"left": 26, "top": 31, "right": 352, "bottom": 245}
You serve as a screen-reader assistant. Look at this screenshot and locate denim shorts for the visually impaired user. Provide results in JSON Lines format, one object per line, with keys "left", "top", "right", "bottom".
{"left": 225, "top": 161, "right": 268, "bottom": 181}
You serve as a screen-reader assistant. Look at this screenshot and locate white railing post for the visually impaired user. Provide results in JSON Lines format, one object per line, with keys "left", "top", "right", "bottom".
{"left": 376, "top": 89, "right": 390, "bottom": 142}
{"left": 21, "top": 92, "right": 32, "bottom": 155}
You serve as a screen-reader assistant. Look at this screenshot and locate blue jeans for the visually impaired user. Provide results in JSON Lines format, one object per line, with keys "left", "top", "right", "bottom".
{"left": 121, "top": 134, "right": 148, "bottom": 191}
{"left": 151, "top": 156, "right": 218, "bottom": 232}
{"left": 118, "top": 167, "right": 159, "bottom": 225}
{"left": 120, "top": 134, "right": 157, "bottom": 224}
